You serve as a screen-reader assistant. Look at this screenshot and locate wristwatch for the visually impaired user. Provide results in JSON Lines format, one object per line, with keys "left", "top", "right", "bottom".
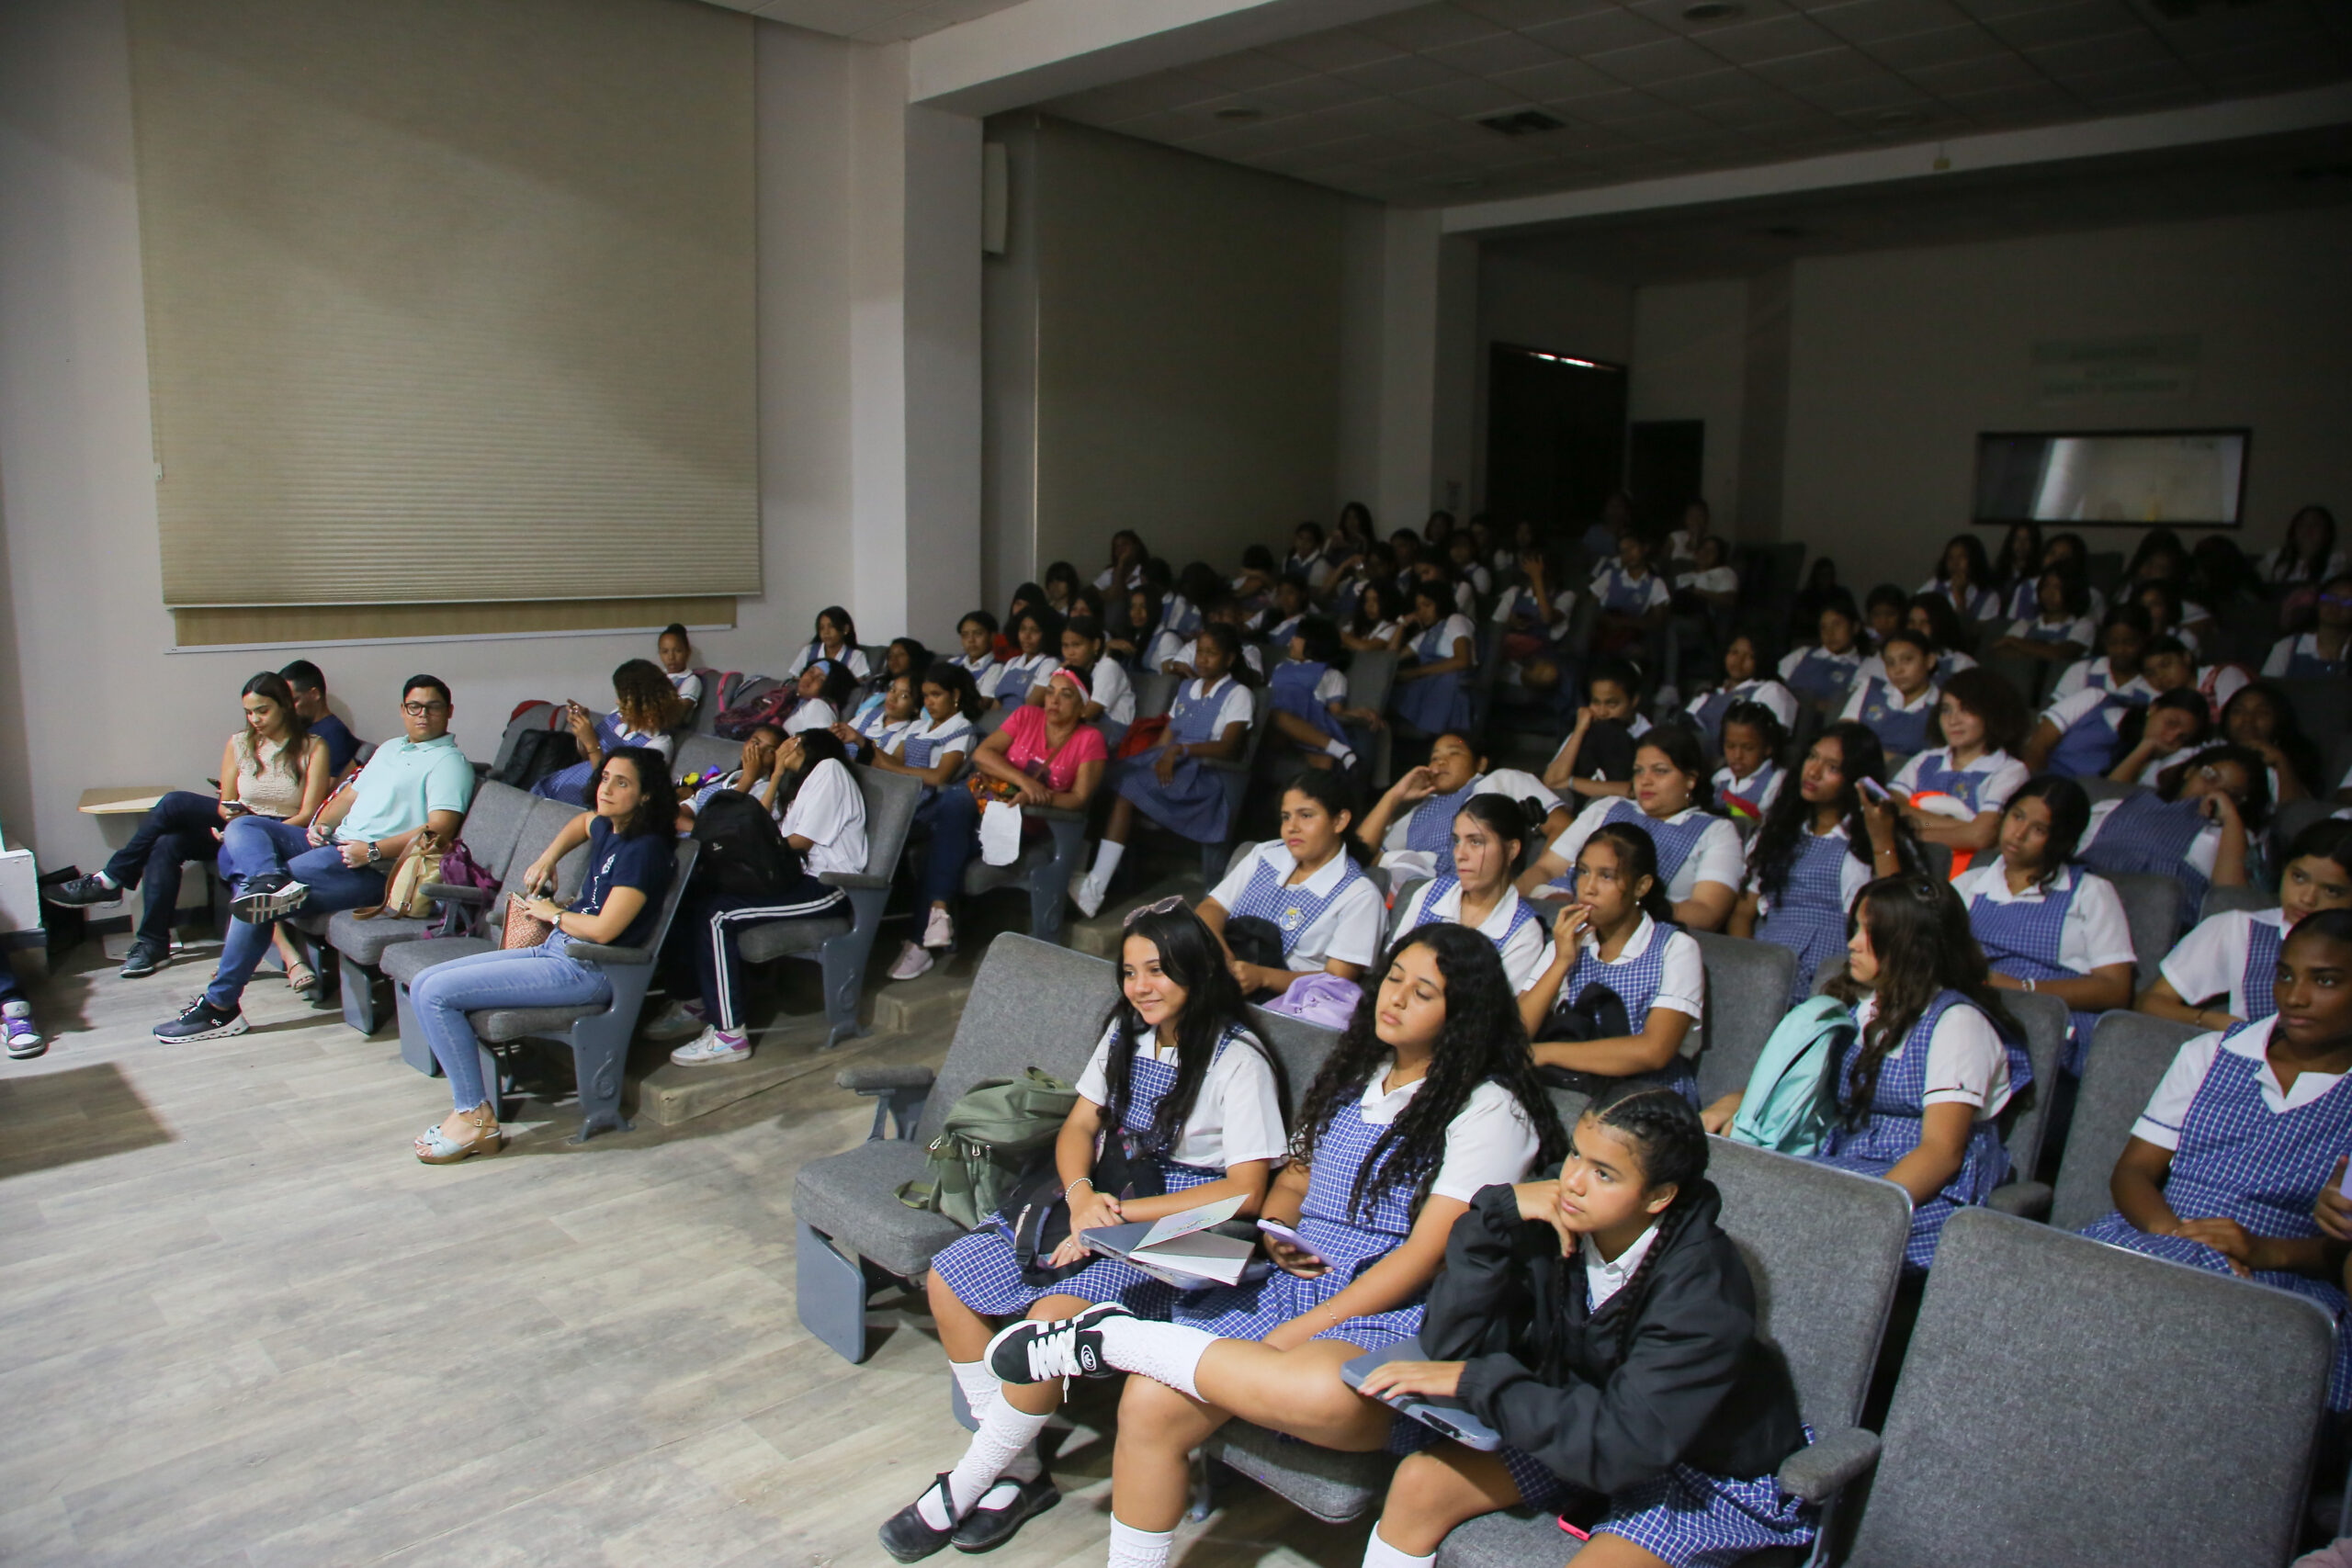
{"left": 366, "top": 840, "right": 381, "bottom": 864}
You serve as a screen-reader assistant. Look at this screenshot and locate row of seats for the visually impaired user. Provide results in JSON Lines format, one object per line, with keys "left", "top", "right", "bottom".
{"left": 793, "top": 933, "right": 2332, "bottom": 1568}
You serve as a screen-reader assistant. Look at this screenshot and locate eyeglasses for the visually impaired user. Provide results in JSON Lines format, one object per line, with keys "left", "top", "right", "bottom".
{"left": 401, "top": 701, "right": 447, "bottom": 716}
{"left": 1123, "top": 896, "right": 1187, "bottom": 928}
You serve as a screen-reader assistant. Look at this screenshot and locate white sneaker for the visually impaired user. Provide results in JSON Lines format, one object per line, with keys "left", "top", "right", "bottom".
{"left": 921, "top": 906, "right": 955, "bottom": 951}
{"left": 1070, "top": 875, "right": 1106, "bottom": 920}
{"left": 641, "top": 999, "right": 706, "bottom": 1043}
{"left": 670, "top": 1026, "right": 751, "bottom": 1067}
{"left": 887, "top": 940, "right": 934, "bottom": 981}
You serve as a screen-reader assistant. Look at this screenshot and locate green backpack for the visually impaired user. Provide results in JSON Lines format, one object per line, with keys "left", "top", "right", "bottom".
{"left": 1727, "top": 995, "right": 1857, "bottom": 1157}
{"left": 896, "top": 1066, "right": 1079, "bottom": 1229}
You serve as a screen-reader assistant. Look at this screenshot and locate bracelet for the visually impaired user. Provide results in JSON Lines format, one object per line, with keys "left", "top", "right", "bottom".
{"left": 1068, "top": 1177, "right": 1094, "bottom": 1195}
{"left": 2024, "top": 976, "right": 2036, "bottom": 993}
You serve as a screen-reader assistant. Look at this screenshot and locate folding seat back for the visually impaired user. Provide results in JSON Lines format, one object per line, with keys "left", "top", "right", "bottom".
{"left": 672, "top": 733, "right": 742, "bottom": 781}
{"left": 2047, "top": 1011, "right": 2199, "bottom": 1233}
{"left": 1689, "top": 931, "right": 1800, "bottom": 1107}
{"left": 2106, "top": 871, "right": 2182, "bottom": 990}
{"left": 2278, "top": 676, "right": 2351, "bottom": 744}
{"left": 2199, "top": 883, "right": 2276, "bottom": 921}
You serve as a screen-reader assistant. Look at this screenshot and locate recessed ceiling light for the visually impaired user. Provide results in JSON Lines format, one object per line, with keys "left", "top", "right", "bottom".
{"left": 1682, "top": 2, "right": 1746, "bottom": 20}
{"left": 1213, "top": 106, "right": 1262, "bottom": 121}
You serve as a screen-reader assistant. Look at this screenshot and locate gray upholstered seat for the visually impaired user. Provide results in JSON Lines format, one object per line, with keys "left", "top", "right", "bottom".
{"left": 1980, "top": 988, "right": 2068, "bottom": 1219}
{"left": 1843, "top": 1207, "right": 2334, "bottom": 1568}
{"left": 959, "top": 805, "right": 1089, "bottom": 944}
{"left": 2199, "top": 882, "right": 2278, "bottom": 921}
{"left": 1689, "top": 931, "right": 1801, "bottom": 1108}
{"left": 1438, "top": 1140, "right": 1911, "bottom": 1564}
{"left": 672, "top": 733, "right": 741, "bottom": 779}
{"left": 2105, "top": 871, "right": 2184, "bottom": 987}
{"left": 2047, "top": 1010, "right": 2199, "bottom": 1232}
{"left": 382, "top": 935, "right": 492, "bottom": 987}
{"left": 792, "top": 933, "right": 1125, "bottom": 1360}
{"left": 736, "top": 914, "right": 854, "bottom": 961}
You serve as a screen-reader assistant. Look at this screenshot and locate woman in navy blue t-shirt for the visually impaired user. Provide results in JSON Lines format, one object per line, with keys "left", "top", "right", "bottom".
{"left": 410, "top": 748, "right": 677, "bottom": 1166}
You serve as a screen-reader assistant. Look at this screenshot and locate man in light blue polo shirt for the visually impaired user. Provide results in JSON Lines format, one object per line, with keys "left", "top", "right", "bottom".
{"left": 156, "top": 675, "right": 474, "bottom": 1042}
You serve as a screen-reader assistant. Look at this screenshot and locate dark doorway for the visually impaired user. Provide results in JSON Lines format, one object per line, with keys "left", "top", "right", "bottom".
{"left": 1485, "top": 344, "right": 1626, "bottom": 535}
{"left": 1626, "top": 420, "right": 1705, "bottom": 535}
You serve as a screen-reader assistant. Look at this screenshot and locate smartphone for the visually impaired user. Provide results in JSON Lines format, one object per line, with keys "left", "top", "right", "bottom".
{"left": 1255, "top": 1219, "right": 1327, "bottom": 1268}
{"left": 220, "top": 801, "right": 253, "bottom": 817}
{"left": 1857, "top": 776, "right": 1890, "bottom": 804}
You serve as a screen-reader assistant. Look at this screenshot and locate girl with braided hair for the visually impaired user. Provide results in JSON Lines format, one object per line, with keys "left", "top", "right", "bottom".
{"left": 984, "top": 924, "right": 1563, "bottom": 1568}
{"left": 1352, "top": 1082, "right": 1817, "bottom": 1568}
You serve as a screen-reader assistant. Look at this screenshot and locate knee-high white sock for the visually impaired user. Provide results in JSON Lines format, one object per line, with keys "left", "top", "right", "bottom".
{"left": 1363, "top": 1527, "right": 1437, "bottom": 1568}
{"left": 1098, "top": 1317, "right": 1214, "bottom": 1399}
{"left": 952, "top": 1358, "right": 1000, "bottom": 1426}
{"left": 1106, "top": 1517, "right": 1177, "bottom": 1568}
{"left": 1088, "top": 840, "right": 1125, "bottom": 886}
{"left": 926, "top": 1399, "right": 1051, "bottom": 1523}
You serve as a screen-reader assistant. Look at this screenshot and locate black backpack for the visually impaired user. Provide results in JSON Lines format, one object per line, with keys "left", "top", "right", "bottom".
{"left": 493, "top": 728, "right": 580, "bottom": 790}
{"left": 690, "top": 789, "right": 804, "bottom": 898}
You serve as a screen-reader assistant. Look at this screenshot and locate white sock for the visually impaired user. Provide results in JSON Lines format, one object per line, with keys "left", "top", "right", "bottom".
{"left": 1323, "top": 738, "right": 1352, "bottom": 760}
{"left": 1363, "top": 1526, "right": 1437, "bottom": 1568}
{"left": 1099, "top": 1316, "right": 1213, "bottom": 1399}
{"left": 95, "top": 871, "right": 119, "bottom": 889}
{"left": 951, "top": 1358, "right": 1000, "bottom": 1427}
{"left": 1088, "top": 840, "right": 1125, "bottom": 886}
{"left": 1106, "top": 1517, "right": 1177, "bottom": 1568}
{"left": 926, "top": 1400, "right": 1051, "bottom": 1522}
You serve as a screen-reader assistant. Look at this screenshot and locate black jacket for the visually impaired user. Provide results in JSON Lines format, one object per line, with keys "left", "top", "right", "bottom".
{"left": 1427, "top": 1180, "right": 1806, "bottom": 1496}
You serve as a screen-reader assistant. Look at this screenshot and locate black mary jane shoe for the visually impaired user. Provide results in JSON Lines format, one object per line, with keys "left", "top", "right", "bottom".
{"left": 879, "top": 1472, "right": 964, "bottom": 1563}
{"left": 951, "top": 1473, "right": 1060, "bottom": 1553}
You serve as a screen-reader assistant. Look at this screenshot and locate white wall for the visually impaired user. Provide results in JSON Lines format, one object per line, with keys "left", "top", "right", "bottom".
{"left": 1781, "top": 206, "right": 2352, "bottom": 591}
{"left": 1629, "top": 279, "right": 1747, "bottom": 533}
{"left": 0, "top": 1, "right": 977, "bottom": 873}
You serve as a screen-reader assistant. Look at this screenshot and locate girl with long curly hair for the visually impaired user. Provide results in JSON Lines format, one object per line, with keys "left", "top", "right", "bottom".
{"left": 982, "top": 924, "right": 1564, "bottom": 1568}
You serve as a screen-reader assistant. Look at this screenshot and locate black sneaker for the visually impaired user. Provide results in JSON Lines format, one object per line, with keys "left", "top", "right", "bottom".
{"left": 951, "top": 1474, "right": 1059, "bottom": 1553}
{"left": 45, "top": 874, "right": 121, "bottom": 908}
{"left": 229, "top": 874, "right": 308, "bottom": 924}
{"left": 153, "top": 996, "right": 248, "bottom": 1043}
{"left": 120, "top": 939, "right": 168, "bottom": 979}
{"left": 985, "top": 1301, "right": 1133, "bottom": 1385}
{"left": 878, "top": 1472, "right": 964, "bottom": 1564}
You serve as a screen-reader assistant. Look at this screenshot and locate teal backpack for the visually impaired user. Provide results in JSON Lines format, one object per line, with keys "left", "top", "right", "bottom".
{"left": 1727, "top": 995, "right": 1857, "bottom": 1157}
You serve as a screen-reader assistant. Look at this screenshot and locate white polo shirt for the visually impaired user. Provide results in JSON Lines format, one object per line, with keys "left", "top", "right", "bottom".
{"left": 1546, "top": 799, "right": 1745, "bottom": 902}
{"left": 1079, "top": 658, "right": 1136, "bottom": 725}
{"left": 2160, "top": 907, "right": 2290, "bottom": 1021}
{"left": 1838, "top": 679, "right": 1941, "bottom": 727}
{"left": 1209, "top": 843, "right": 1387, "bottom": 974}
{"left": 1851, "top": 993, "right": 2012, "bottom": 1118}
{"left": 2050, "top": 658, "right": 2154, "bottom": 704}
{"left": 1073, "top": 1023, "right": 1289, "bottom": 1170}
{"left": 784, "top": 644, "right": 872, "bottom": 681}
{"left": 1951, "top": 861, "right": 2138, "bottom": 976}
{"left": 2008, "top": 614, "right": 2098, "bottom": 648}
{"left": 1396, "top": 879, "right": 1553, "bottom": 995}
{"left": 1353, "top": 1057, "right": 1544, "bottom": 1204}
{"left": 2132, "top": 1016, "right": 2341, "bottom": 1149}
{"left": 777, "top": 757, "right": 867, "bottom": 877}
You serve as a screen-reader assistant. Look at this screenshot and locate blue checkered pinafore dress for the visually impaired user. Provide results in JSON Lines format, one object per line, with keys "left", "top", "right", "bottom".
{"left": 1815, "top": 991, "right": 2028, "bottom": 1270}
{"left": 2046, "top": 692, "right": 2138, "bottom": 780}
{"left": 1853, "top": 677, "right": 1934, "bottom": 760}
{"left": 1966, "top": 870, "right": 2108, "bottom": 1076}
{"left": 899, "top": 717, "right": 972, "bottom": 794}
{"left": 1556, "top": 921, "right": 1698, "bottom": 1104}
{"left": 1227, "top": 851, "right": 1367, "bottom": 964}
{"left": 2078, "top": 1021, "right": 2352, "bottom": 1409}
{"left": 1781, "top": 648, "right": 1858, "bottom": 705}
{"left": 1715, "top": 760, "right": 1780, "bottom": 823}
{"left": 1905, "top": 749, "right": 1999, "bottom": 814}
{"left": 1756, "top": 829, "right": 1855, "bottom": 1007}
{"left": 1546, "top": 802, "right": 1712, "bottom": 898}
{"left": 927, "top": 1036, "right": 1236, "bottom": 1319}
{"left": 1114, "top": 675, "right": 1245, "bottom": 841}
{"left": 1403, "top": 780, "right": 1483, "bottom": 857}
{"left": 2284, "top": 638, "right": 2347, "bottom": 678}
{"left": 1174, "top": 1096, "right": 1430, "bottom": 1351}
{"left": 1499, "top": 1425, "right": 1819, "bottom": 1568}
{"left": 1393, "top": 620, "right": 1473, "bottom": 734}
{"left": 2240, "top": 916, "right": 2287, "bottom": 1023}
{"left": 1408, "top": 875, "right": 1544, "bottom": 959}
{"left": 2078, "top": 790, "right": 2212, "bottom": 931}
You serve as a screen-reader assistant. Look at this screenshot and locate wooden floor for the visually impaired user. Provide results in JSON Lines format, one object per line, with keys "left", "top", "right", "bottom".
{"left": 0, "top": 928, "right": 1363, "bottom": 1568}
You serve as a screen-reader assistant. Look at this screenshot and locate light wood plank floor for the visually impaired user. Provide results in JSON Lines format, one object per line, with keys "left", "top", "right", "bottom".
{"left": 0, "top": 937, "right": 1370, "bottom": 1568}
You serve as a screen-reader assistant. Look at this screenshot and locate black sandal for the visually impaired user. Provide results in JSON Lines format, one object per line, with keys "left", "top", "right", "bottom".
{"left": 951, "top": 1473, "right": 1059, "bottom": 1553}
{"left": 878, "top": 1472, "right": 964, "bottom": 1563}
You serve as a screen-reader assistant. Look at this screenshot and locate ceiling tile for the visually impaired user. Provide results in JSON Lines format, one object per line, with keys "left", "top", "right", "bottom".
{"left": 1456, "top": 0, "right": 1623, "bottom": 28}
{"left": 1335, "top": 51, "right": 1476, "bottom": 93}
{"left": 2154, "top": 6, "right": 2313, "bottom": 55}
{"left": 1645, "top": 66, "right": 1794, "bottom": 105}
{"left": 2061, "top": 58, "right": 2204, "bottom": 103}
{"left": 1042, "top": 73, "right": 1228, "bottom": 123}
{"left": 1980, "top": 0, "right": 2146, "bottom": 51}
{"left": 1587, "top": 36, "right": 1733, "bottom": 84}
{"left": 1939, "top": 78, "right": 2084, "bottom": 125}
{"left": 1747, "top": 44, "right": 1883, "bottom": 88}
{"left": 1605, "top": 104, "right": 1724, "bottom": 140}
{"left": 1806, "top": 0, "right": 1971, "bottom": 46}
{"left": 1422, "top": 30, "right": 1571, "bottom": 74}
{"left": 1795, "top": 69, "right": 1935, "bottom": 111}
{"left": 1691, "top": 11, "right": 1848, "bottom": 62}
{"left": 1900, "top": 50, "right": 2047, "bottom": 94}
{"left": 2199, "top": 34, "right": 2352, "bottom": 87}
{"left": 1561, "top": 86, "right": 1680, "bottom": 121}
{"left": 1238, "top": 73, "right": 1377, "bottom": 117}
{"left": 1692, "top": 90, "right": 1827, "bottom": 124}
{"left": 1864, "top": 21, "right": 2007, "bottom": 70}
{"left": 1357, "top": 4, "right": 1509, "bottom": 52}
{"left": 1261, "top": 27, "right": 1405, "bottom": 73}
{"left": 1399, "top": 74, "right": 1539, "bottom": 116}
{"left": 2027, "top": 30, "right": 2176, "bottom": 79}
{"left": 1520, "top": 8, "right": 1679, "bottom": 57}
{"left": 1621, "top": 0, "right": 1800, "bottom": 33}
{"left": 1283, "top": 97, "right": 1445, "bottom": 140}
{"left": 1185, "top": 51, "right": 1321, "bottom": 93}
{"left": 1951, "top": 0, "right": 2066, "bottom": 19}
{"left": 1489, "top": 55, "right": 1624, "bottom": 98}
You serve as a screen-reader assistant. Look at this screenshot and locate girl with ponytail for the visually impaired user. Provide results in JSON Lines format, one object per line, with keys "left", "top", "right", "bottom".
{"left": 1393, "top": 793, "right": 1553, "bottom": 994}
{"left": 1354, "top": 1082, "right": 1818, "bottom": 1568}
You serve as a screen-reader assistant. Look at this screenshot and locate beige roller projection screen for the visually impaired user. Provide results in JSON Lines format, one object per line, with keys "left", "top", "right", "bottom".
{"left": 127, "top": 0, "right": 758, "bottom": 633}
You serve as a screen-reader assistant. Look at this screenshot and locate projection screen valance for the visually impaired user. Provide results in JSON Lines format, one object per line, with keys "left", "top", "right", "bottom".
{"left": 126, "top": 0, "right": 760, "bottom": 615}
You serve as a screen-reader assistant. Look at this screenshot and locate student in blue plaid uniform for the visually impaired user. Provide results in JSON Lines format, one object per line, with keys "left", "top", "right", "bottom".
{"left": 1198, "top": 771, "right": 1389, "bottom": 1002}
{"left": 881, "top": 906, "right": 1287, "bottom": 1562}
{"left": 2076, "top": 742, "right": 2268, "bottom": 932}
{"left": 984, "top": 925, "right": 1563, "bottom": 1568}
{"left": 1353, "top": 1084, "right": 1819, "bottom": 1568}
{"left": 1393, "top": 795, "right": 1554, "bottom": 997}
{"left": 2086, "top": 910, "right": 2352, "bottom": 1412}
{"left": 2142, "top": 821, "right": 2352, "bottom": 1032}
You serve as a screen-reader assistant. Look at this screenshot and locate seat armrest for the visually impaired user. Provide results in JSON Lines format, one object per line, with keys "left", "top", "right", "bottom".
{"left": 419, "top": 884, "right": 493, "bottom": 905}
{"left": 839, "top": 1064, "right": 934, "bottom": 1141}
{"left": 1776, "top": 1426, "right": 1880, "bottom": 1504}
{"left": 565, "top": 942, "right": 650, "bottom": 965}
{"left": 1987, "top": 1179, "right": 2052, "bottom": 1220}
{"left": 820, "top": 872, "right": 893, "bottom": 891}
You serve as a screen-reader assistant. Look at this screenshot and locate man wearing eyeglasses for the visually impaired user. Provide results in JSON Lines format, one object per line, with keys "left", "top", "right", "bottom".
{"left": 156, "top": 675, "right": 474, "bottom": 1042}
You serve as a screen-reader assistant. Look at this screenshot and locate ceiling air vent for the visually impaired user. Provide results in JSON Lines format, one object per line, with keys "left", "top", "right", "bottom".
{"left": 1478, "top": 109, "right": 1566, "bottom": 137}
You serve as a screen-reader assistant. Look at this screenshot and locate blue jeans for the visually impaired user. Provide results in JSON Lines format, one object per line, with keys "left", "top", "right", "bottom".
{"left": 104, "top": 789, "right": 227, "bottom": 947}
{"left": 408, "top": 944, "right": 611, "bottom": 1110}
{"left": 918, "top": 787, "right": 981, "bottom": 908}
{"left": 205, "top": 818, "right": 388, "bottom": 1010}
